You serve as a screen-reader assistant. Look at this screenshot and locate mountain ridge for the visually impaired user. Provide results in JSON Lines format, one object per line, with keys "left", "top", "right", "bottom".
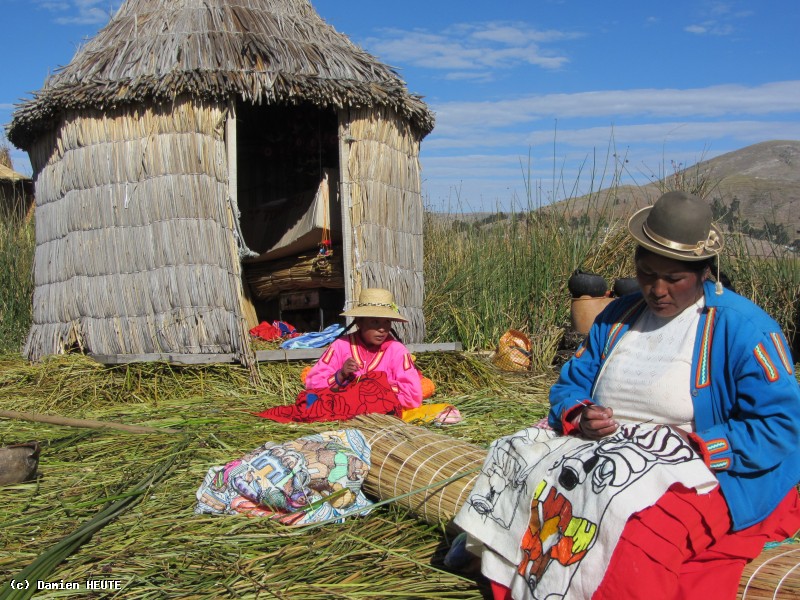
{"left": 550, "top": 140, "right": 800, "bottom": 246}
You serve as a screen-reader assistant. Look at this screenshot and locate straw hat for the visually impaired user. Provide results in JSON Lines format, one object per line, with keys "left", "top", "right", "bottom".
{"left": 627, "top": 191, "right": 724, "bottom": 261}
{"left": 340, "top": 288, "right": 408, "bottom": 322}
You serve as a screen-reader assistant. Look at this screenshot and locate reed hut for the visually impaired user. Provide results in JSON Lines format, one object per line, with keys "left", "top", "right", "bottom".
{"left": 7, "top": 0, "right": 434, "bottom": 365}
{"left": 0, "top": 160, "right": 34, "bottom": 221}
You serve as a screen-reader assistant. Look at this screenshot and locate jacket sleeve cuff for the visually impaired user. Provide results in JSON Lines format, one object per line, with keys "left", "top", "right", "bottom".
{"left": 561, "top": 402, "right": 590, "bottom": 435}
{"left": 694, "top": 434, "right": 732, "bottom": 471}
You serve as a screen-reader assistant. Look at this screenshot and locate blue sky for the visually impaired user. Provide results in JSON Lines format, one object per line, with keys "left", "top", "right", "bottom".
{"left": 1, "top": 0, "right": 798, "bottom": 212}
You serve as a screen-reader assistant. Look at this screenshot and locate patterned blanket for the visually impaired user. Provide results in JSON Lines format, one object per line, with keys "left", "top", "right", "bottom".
{"left": 196, "top": 429, "right": 372, "bottom": 526}
{"left": 454, "top": 424, "right": 717, "bottom": 599}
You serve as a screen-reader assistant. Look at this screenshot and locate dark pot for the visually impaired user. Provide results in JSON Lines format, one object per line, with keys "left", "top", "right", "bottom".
{"left": 567, "top": 270, "right": 608, "bottom": 298}
{"left": 0, "top": 441, "right": 40, "bottom": 486}
{"left": 613, "top": 277, "right": 640, "bottom": 297}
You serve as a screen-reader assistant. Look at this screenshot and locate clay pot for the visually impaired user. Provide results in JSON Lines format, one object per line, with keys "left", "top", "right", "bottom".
{"left": 567, "top": 270, "right": 608, "bottom": 299}
{"left": 613, "top": 277, "right": 639, "bottom": 297}
{"left": 0, "top": 441, "right": 40, "bottom": 486}
{"left": 570, "top": 296, "right": 614, "bottom": 334}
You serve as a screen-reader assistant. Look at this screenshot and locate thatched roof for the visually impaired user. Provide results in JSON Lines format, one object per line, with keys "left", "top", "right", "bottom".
{"left": 7, "top": 0, "right": 434, "bottom": 149}
{"left": 0, "top": 163, "right": 29, "bottom": 183}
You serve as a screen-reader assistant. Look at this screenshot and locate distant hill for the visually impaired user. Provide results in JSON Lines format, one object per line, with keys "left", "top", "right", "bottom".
{"left": 547, "top": 140, "right": 800, "bottom": 247}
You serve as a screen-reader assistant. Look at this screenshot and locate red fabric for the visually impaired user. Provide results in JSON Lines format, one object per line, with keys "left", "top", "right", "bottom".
{"left": 254, "top": 371, "right": 403, "bottom": 423}
{"left": 490, "top": 579, "right": 512, "bottom": 600}
{"left": 592, "top": 485, "right": 800, "bottom": 600}
{"left": 249, "top": 321, "right": 281, "bottom": 341}
{"left": 249, "top": 321, "right": 298, "bottom": 341}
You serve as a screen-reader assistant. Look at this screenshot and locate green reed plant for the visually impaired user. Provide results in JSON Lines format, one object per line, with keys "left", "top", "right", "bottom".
{"left": 423, "top": 208, "right": 596, "bottom": 355}
{"left": 424, "top": 195, "right": 799, "bottom": 359}
{"left": 0, "top": 215, "right": 34, "bottom": 354}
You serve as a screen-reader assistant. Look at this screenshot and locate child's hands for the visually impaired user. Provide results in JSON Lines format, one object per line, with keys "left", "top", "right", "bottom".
{"left": 339, "top": 358, "right": 359, "bottom": 380}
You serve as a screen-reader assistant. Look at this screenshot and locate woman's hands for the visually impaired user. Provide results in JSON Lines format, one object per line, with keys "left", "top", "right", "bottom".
{"left": 578, "top": 404, "right": 618, "bottom": 439}
{"left": 574, "top": 405, "right": 696, "bottom": 448}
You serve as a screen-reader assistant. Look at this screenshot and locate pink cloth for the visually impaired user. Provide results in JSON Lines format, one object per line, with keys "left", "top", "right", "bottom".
{"left": 305, "top": 333, "right": 423, "bottom": 409}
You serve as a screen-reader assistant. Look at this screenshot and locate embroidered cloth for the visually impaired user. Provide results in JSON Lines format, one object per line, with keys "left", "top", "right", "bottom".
{"left": 454, "top": 424, "right": 717, "bottom": 599}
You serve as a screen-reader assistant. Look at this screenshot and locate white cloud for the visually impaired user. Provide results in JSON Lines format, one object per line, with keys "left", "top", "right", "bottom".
{"left": 685, "top": 21, "right": 735, "bottom": 36}
{"left": 364, "top": 22, "right": 580, "bottom": 77}
{"left": 685, "top": 25, "right": 708, "bottom": 34}
{"left": 35, "top": 0, "right": 119, "bottom": 26}
{"left": 428, "top": 82, "right": 800, "bottom": 135}
{"left": 683, "top": 0, "right": 754, "bottom": 36}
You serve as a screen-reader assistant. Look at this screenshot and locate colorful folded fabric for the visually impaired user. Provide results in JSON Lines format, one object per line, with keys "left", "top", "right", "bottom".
{"left": 195, "top": 429, "right": 373, "bottom": 526}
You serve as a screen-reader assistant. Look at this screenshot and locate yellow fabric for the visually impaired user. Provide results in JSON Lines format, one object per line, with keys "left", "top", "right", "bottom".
{"left": 401, "top": 403, "right": 460, "bottom": 424}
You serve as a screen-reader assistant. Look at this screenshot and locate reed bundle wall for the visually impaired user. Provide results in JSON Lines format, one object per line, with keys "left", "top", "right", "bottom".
{"left": 342, "top": 108, "right": 425, "bottom": 342}
{"left": 23, "top": 98, "right": 252, "bottom": 364}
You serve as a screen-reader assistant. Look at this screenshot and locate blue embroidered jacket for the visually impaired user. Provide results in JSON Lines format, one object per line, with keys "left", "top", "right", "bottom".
{"left": 549, "top": 280, "right": 800, "bottom": 530}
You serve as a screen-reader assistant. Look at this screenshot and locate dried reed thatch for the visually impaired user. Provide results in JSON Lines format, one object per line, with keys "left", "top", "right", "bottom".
{"left": 0, "top": 353, "right": 521, "bottom": 599}
{"left": 739, "top": 543, "right": 800, "bottom": 599}
{"left": 0, "top": 163, "right": 34, "bottom": 221}
{"left": 341, "top": 107, "right": 427, "bottom": 342}
{"left": 7, "top": 0, "right": 434, "bottom": 149}
{"left": 20, "top": 100, "right": 253, "bottom": 365}
{"left": 0, "top": 354, "right": 795, "bottom": 597}
{"left": 8, "top": 0, "right": 434, "bottom": 363}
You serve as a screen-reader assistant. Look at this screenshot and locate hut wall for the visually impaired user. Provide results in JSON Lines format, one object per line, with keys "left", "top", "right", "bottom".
{"left": 23, "top": 97, "right": 252, "bottom": 363}
{"left": 339, "top": 108, "right": 425, "bottom": 343}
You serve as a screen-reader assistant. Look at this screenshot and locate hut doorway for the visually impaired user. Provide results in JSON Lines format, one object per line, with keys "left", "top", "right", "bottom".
{"left": 234, "top": 101, "right": 345, "bottom": 333}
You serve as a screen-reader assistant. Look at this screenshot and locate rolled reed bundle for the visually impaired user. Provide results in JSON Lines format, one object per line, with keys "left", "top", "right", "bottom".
{"left": 351, "top": 413, "right": 488, "bottom": 526}
{"left": 739, "top": 544, "right": 800, "bottom": 599}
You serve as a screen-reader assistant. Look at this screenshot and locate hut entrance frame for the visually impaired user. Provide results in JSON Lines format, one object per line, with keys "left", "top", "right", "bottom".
{"left": 231, "top": 100, "right": 346, "bottom": 333}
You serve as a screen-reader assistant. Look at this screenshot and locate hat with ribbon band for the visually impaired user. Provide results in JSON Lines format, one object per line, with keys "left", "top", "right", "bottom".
{"left": 340, "top": 288, "right": 408, "bottom": 322}
{"left": 627, "top": 191, "right": 724, "bottom": 261}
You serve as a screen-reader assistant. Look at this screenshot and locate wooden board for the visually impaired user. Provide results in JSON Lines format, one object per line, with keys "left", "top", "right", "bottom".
{"left": 90, "top": 343, "right": 463, "bottom": 365}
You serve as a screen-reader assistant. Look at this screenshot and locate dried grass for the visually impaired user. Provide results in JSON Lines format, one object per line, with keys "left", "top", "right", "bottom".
{"left": 0, "top": 352, "right": 545, "bottom": 598}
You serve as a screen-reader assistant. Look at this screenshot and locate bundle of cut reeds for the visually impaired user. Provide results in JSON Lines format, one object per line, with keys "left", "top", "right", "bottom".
{"left": 244, "top": 248, "right": 345, "bottom": 301}
{"left": 739, "top": 543, "right": 800, "bottom": 599}
{"left": 351, "top": 413, "right": 488, "bottom": 526}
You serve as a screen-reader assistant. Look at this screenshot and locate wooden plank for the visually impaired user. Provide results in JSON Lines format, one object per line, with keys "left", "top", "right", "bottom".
{"left": 255, "top": 342, "right": 463, "bottom": 363}
{"left": 91, "top": 343, "right": 463, "bottom": 365}
{"left": 407, "top": 342, "right": 463, "bottom": 353}
{"left": 338, "top": 112, "right": 356, "bottom": 318}
{"left": 89, "top": 353, "right": 236, "bottom": 365}
{"left": 256, "top": 349, "right": 325, "bottom": 362}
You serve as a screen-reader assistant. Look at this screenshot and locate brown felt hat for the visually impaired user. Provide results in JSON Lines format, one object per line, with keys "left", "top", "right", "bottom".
{"left": 628, "top": 191, "right": 724, "bottom": 261}
{"left": 340, "top": 288, "right": 408, "bottom": 322}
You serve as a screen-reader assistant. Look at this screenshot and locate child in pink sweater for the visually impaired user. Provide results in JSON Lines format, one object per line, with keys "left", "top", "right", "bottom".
{"left": 257, "top": 288, "right": 422, "bottom": 422}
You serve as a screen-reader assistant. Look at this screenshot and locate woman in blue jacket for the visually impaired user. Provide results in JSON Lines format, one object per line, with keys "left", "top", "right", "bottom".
{"left": 546, "top": 191, "right": 800, "bottom": 599}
